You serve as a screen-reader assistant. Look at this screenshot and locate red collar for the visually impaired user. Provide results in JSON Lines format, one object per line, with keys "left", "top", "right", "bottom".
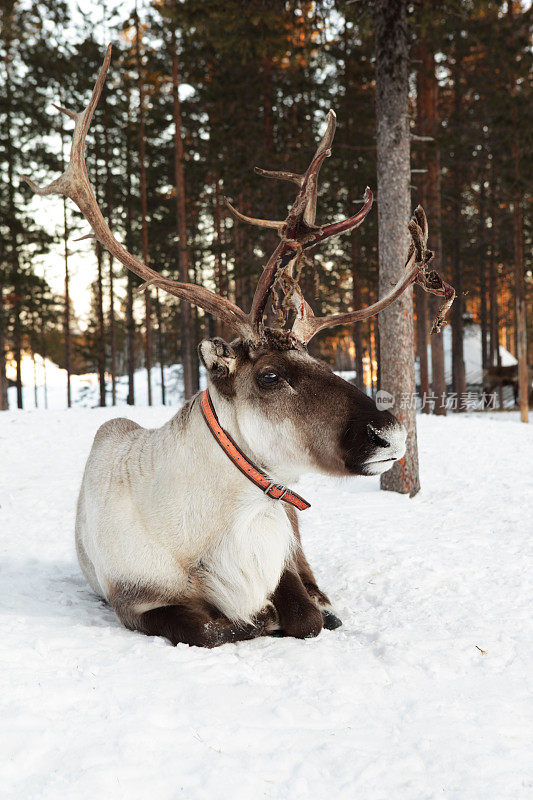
{"left": 200, "top": 389, "right": 310, "bottom": 511}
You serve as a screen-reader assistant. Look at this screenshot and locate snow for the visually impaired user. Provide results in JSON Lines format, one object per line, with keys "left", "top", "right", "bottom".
{"left": 8, "top": 322, "right": 520, "bottom": 414}
{"left": 7, "top": 356, "right": 202, "bottom": 411}
{"left": 1, "top": 403, "right": 532, "bottom": 799}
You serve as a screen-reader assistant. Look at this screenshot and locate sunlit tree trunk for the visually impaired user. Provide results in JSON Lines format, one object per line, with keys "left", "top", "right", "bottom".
{"left": 375, "top": 0, "right": 420, "bottom": 496}
{"left": 369, "top": 315, "right": 376, "bottom": 394}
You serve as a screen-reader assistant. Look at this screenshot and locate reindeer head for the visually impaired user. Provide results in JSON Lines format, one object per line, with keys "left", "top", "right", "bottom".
{"left": 199, "top": 333, "right": 406, "bottom": 479}
{"left": 22, "top": 45, "right": 455, "bottom": 480}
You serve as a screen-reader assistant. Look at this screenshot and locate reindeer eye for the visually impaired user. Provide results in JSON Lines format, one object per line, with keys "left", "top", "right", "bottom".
{"left": 259, "top": 371, "right": 279, "bottom": 387}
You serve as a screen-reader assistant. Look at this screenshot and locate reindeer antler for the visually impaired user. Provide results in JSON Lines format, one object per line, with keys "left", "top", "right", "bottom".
{"left": 23, "top": 45, "right": 454, "bottom": 350}
{"left": 291, "top": 206, "right": 455, "bottom": 344}
{"left": 21, "top": 45, "right": 257, "bottom": 340}
{"left": 228, "top": 112, "right": 455, "bottom": 345}
{"left": 225, "top": 109, "right": 374, "bottom": 331}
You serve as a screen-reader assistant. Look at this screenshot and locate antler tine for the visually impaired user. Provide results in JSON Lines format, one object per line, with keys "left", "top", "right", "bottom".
{"left": 21, "top": 45, "right": 253, "bottom": 339}
{"left": 224, "top": 197, "right": 284, "bottom": 230}
{"left": 254, "top": 167, "right": 303, "bottom": 187}
{"left": 253, "top": 109, "right": 336, "bottom": 208}
{"left": 229, "top": 108, "right": 373, "bottom": 331}
{"left": 246, "top": 182, "right": 374, "bottom": 330}
{"left": 413, "top": 204, "right": 428, "bottom": 243}
{"left": 304, "top": 108, "right": 336, "bottom": 226}
{"left": 291, "top": 205, "right": 455, "bottom": 345}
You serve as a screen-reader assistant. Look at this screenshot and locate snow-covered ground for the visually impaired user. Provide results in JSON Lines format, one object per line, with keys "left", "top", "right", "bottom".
{"left": 6, "top": 357, "right": 199, "bottom": 410}
{"left": 1, "top": 404, "right": 532, "bottom": 799}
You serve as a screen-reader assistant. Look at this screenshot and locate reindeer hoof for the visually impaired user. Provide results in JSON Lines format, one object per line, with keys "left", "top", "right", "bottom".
{"left": 280, "top": 601, "right": 324, "bottom": 639}
{"left": 322, "top": 610, "right": 343, "bottom": 630}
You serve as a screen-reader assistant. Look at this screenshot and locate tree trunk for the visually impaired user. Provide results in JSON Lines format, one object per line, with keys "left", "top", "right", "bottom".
{"left": 39, "top": 283, "right": 48, "bottom": 410}
{"left": 415, "top": 42, "right": 430, "bottom": 413}
{"left": 369, "top": 316, "right": 376, "bottom": 394}
{"left": 418, "top": 39, "right": 447, "bottom": 415}
{"left": 93, "top": 132, "right": 106, "bottom": 407}
{"left": 489, "top": 255, "right": 497, "bottom": 369}
{"left": 350, "top": 226, "right": 365, "bottom": 390}
{"left": 478, "top": 181, "right": 489, "bottom": 373}
{"left": 155, "top": 289, "right": 166, "bottom": 404}
{"left": 213, "top": 179, "right": 227, "bottom": 339}
{"left": 488, "top": 180, "right": 498, "bottom": 368}
{"left": 0, "top": 284, "right": 8, "bottom": 410}
{"left": 171, "top": 27, "right": 198, "bottom": 399}
{"left": 59, "top": 111, "right": 72, "bottom": 408}
{"left": 95, "top": 240, "right": 106, "bottom": 407}
{"left": 135, "top": 8, "right": 153, "bottom": 406}
{"left": 102, "top": 85, "right": 117, "bottom": 406}
{"left": 375, "top": 0, "right": 420, "bottom": 497}
{"left": 125, "top": 92, "right": 135, "bottom": 406}
{"left": 343, "top": 22, "right": 366, "bottom": 391}
{"left": 450, "top": 49, "right": 467, "bottom": 410}
{"left": 62, "top": 196, "right": 72, "bottom": 408}
{"left": 30, "top": 332, "right": 38, "bottom": 408}
{"left": 512, "top": 161, "right": 528, "bottom": 421}
{"left": 4, "top": 30, "right": 22, "bottom": 408}
{"left": 507, "top": 2, "right": 528, "bottom": 422}
{"left": 416, "top": 290, "right": 430, "bottom": 411}
{"left": 496, "top": 302, "right": 504, "bottom": 410}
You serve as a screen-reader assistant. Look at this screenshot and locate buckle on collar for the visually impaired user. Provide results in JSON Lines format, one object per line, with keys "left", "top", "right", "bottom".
{"left": 263, "top": 482, "right": 289, "bottom": 501}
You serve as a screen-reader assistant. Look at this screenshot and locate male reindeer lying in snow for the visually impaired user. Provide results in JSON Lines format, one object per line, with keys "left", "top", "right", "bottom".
{"left": 24, "top": 46, "right": 455, "bottom": 647}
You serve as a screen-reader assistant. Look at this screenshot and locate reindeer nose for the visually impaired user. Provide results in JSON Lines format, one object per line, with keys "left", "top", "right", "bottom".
{"left": 366, "top": 424, "right": 391, "bottom": 449}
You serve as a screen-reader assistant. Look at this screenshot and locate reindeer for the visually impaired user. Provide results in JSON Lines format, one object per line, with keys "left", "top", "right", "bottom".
{"left": 483, "top": 364, "right": 533, "bottom": 408}
{"left": 23, "top": 46, "right": 455, "bottom": 647}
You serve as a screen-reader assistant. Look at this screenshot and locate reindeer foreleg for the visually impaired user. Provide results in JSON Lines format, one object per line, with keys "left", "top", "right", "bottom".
{"left": 109, "top": 583, "right": 278, "bottom": 648}
{"left": 284, "top": 507, "right": 343, "bottom": 631}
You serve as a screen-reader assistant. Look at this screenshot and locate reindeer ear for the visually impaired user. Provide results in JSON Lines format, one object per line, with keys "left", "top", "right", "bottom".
{"left": 198, "top": 338, "right": 238, "bottom": 378}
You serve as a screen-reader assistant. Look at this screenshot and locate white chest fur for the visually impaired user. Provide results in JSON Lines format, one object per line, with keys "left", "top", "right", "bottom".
{"left": 200, "top": 494, "right": 295, "bottom": 623}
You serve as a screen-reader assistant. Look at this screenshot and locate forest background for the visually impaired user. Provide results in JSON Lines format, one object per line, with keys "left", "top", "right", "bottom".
{"left": 0, "top": 0, "right": 531, "bottom": 412}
